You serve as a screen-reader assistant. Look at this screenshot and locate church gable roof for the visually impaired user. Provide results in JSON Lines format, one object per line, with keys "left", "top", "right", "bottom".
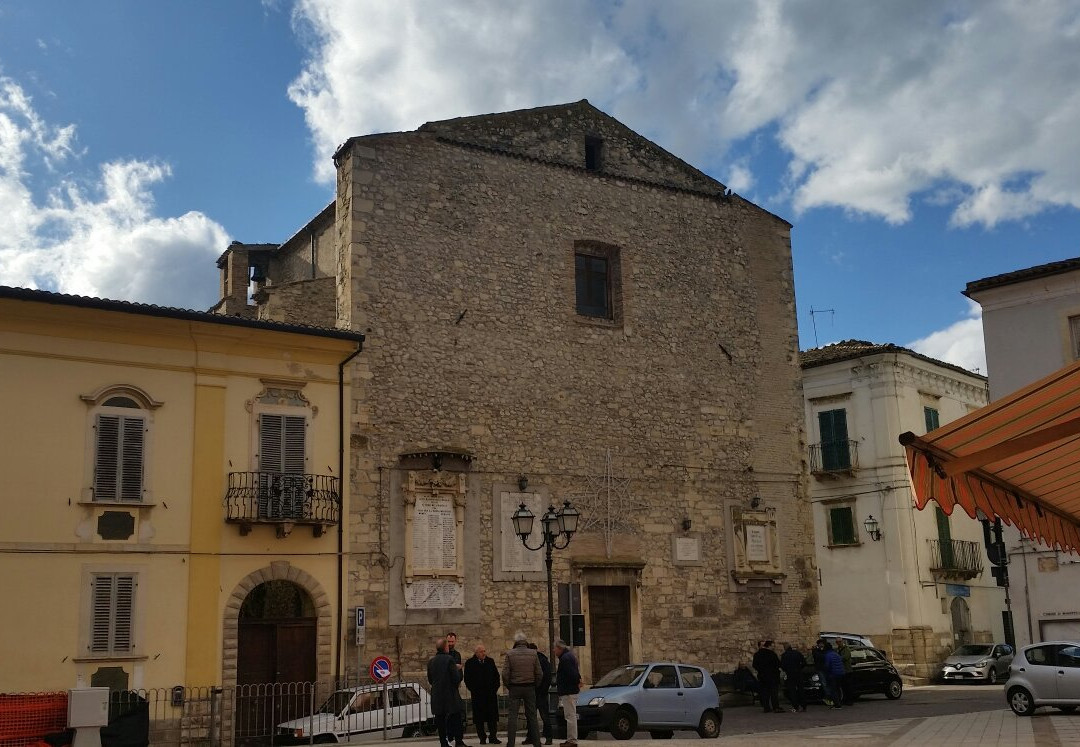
{"left": 417, "top": 99, "right": 727, "bottom": 196}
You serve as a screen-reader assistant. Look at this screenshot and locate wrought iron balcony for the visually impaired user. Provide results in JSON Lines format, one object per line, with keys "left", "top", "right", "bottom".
{"left": 224, "top": 472, "right": 340, "bottom": 537}
{"left": 928, "top": 539, "right": 984, "bottom": 580}
{"left": 809, "top": 440, "right": 859, "bottom": 477}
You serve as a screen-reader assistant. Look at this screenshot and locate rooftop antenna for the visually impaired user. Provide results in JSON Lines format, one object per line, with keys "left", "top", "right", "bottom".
{"left": 809, "top": 306, "right": 834, "bottom": 348}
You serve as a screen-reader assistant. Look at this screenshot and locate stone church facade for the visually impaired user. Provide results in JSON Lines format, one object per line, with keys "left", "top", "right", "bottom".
{"left": 216, "top": 101, "right": 816, "bottom": 683}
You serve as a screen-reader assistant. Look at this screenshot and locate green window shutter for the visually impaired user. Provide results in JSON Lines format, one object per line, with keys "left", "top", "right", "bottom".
{"left": 830, "top": 507, "right": 855, "bottom": 545}
{"left": 924, "top": 407, "right": 940, "bottom": 433}
{"left": 819, "top": 409, "right": 851, "bottom": 470}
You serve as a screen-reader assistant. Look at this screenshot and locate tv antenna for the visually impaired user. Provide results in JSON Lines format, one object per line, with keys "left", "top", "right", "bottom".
{"left": 809, "top": 307, "right": 834, "bottom": 348}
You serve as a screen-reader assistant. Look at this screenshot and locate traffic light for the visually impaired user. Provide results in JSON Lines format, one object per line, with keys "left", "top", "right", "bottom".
{"left": 991, "top": 565, "right": 1009, "bottom": 587}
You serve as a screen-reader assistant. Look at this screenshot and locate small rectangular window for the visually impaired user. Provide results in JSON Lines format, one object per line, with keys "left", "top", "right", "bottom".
{"left": 558, "top": 582, "right": 586, "bottom": 647}
{"left": 575, "top": 253, "right": 611, "bottom": 318}
{"left": 828, "top": 506, "right": 857, "bottom": 546}
{"left": 90, "top": 573, "right": 136, "bottom": 655}
{"left": 585, "top": 136, "right": 603, "bottom": 171}
{"left": 924, "top": 406, "right": 940, "bottom": 433}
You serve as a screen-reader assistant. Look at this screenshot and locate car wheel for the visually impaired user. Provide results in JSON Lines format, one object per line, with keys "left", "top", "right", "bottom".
{"left": 884, "top": 679, "right": 903, "bottom": 700}
{"left": 1008, "top": 687, "right": 1035, "bottom": 716}
{"left": 1056, "top": 705, "right": 1077, "bottom": 714}
{"left": 697, "top": 709, "right": 722, "bottom": 739}
{"left": 649, "top": 730, "right": 674, "bottom": 739}
{"left": 987, "top": 668, "right": 999, "bottom": 685}
{"left": 402, "top": 725, "right": 419, "bottom": 739}
{"left": 313, "top": 736, "right": 337, "bottom": 744}
{"left": 420, "top": 719, "right": 439, "bottom": 736}
{"left": 610, "top": 708, "right": 636, "bottom": 740}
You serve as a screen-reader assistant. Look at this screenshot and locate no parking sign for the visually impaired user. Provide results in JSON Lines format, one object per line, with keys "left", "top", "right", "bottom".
{"left": 370, "top": 655, "right": 392, "bottom": 683}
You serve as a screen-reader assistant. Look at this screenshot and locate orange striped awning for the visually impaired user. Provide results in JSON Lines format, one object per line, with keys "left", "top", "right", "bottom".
{"left": 900, "top": 358, "right": 1080, "bottom": 553}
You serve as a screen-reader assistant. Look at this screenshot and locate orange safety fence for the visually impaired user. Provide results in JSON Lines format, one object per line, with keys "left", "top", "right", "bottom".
{"left": 0, "top": 693, "right": 68, "bottom": 747}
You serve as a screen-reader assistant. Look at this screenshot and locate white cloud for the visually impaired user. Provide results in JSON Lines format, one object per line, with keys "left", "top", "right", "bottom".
{"left": 287, "top": 0, "right": 1080, "bottom": 228}
{"left": 0, "top": 77, "right": 228, "bottom": 308}
{"left": 907, "top": 301, "right": 987, "bottom": 375}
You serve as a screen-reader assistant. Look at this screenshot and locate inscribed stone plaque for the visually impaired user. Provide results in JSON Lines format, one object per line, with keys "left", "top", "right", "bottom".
{"left": 745, "top": 525, "right": 768, "bottom": 561}
{"left": 1038, "top": 556, "right": 1059, "bottom": 572}
{"left": 500, "top": 492, "right": 544, "bottom": 573}
{"left": 675, "top": 537, "right": 701, "bottom": 562}
{"left": 405, "top": 579, "right": 465, "bottom": 609}
{"left": 412, "top": 496, "right": 457, "bottom": 572}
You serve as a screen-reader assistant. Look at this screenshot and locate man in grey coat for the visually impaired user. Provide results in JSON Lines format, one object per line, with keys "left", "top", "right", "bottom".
{"left": 501, "top": 631, "right": 542, "bottom": 747}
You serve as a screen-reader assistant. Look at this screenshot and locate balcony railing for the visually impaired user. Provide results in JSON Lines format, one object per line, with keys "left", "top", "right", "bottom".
{"left": 809, "top": 440, "right": 859, "bottom": 476}
{"left": 224, "top": 472, "right": 340, "bottom": 537}
{"left": 928, "top": 538, "right": 984, "bottom": 579}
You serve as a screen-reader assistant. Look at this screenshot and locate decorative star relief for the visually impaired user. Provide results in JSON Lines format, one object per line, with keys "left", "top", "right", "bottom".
{"left": 571, "top": 449, "right": 647, "bottom": 558}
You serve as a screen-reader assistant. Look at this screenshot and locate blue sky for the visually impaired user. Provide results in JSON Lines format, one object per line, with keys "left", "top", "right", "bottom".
{"left": 3, "top": 0, "right": 1080, "bottom": 375}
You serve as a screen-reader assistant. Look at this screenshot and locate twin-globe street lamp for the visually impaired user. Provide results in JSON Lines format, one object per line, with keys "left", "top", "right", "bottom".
{"left": 511, "top": 500, "right": 581, "bottom": 656}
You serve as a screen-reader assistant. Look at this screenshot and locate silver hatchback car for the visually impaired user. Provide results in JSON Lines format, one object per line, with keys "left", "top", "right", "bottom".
{"left": 576, "top": 663, "right": 722, "bottom": 739}
{"left": 1005, "top": 641, "right": 1080, "bottom": 716}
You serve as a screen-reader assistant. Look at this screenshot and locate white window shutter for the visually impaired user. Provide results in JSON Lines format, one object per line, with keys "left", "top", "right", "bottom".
{"left": 119, "top": 417, "right": 145, "bottom": 503}
{"left": 113, "top": 575, "right": 136, "bottom": 652}
{"left": 283, "top": 416, "right": 306, "bottom": 474}
{"left": 94, "top": 415, "right": 120, "bottom": 501}
{"left": 90, "top": 575, "right": 114, "bottom": 653}
{"left": 259, "top": 414, "right": 283, "bottom": 473}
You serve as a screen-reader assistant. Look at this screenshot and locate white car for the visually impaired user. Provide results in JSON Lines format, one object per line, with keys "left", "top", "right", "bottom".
{"left": 1006, "top": 641, "right": 1080, "bottom": 716}
{"left": 276, "top": 682, "right": 435, "bottom": 743}
{"left": 821, "top": 631, "right": 875, "bottom": 649}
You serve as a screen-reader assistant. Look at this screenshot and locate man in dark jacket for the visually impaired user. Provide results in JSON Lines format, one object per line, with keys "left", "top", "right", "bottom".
{"left": 502, "top": 632, "right": 542, "bottom": 747}
{"left": 464, "top": 644, "right": 501, "bottom": 745}
{"left": 429, "top": 638, "right": 468, "bottom": 747}
{"left": 752, "top": 640, "right": 782, "bottom": 713}
{"left": 524, "top": 643, "right": 553, "bottom": 745}
{"left": 553, "top": 640, "right": 581, "bottom": 747}
{"left": 447, "top": 633, "right": 467, "bottom": 741}
{"left": 779, "top": 643, "right": 807, "bottom": 712}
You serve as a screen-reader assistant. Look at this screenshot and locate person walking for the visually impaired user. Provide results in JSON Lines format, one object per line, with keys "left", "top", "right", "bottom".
{"left": 464, "top": 644, "right": 501, "bottom": 745}
{"left": 779, "top": 643, "right": 807, "bottom": 712}
{"left": 553, "top": 639, "right": 581, "bottom": 747}
{"left": 502, "top": 631, "right": 542, "bottom": 747}
{"left": 429, "top": 638, "right": 469, "bottom": 747}
{"left": 524, "top": 643, "right": 553, "bottom": 745}
{"left": 822, "top": 641, "right": 845, "bottom": 710}
{"left": 752, "top": 640, "right": 782, "bottom": 714}
{"left": 834, "top": 638, "right": 854, "bottom": 705}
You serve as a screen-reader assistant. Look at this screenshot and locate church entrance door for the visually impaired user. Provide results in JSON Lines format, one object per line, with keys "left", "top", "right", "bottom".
{"left": 588, "top": 585, "right": 630, "bottom": 679}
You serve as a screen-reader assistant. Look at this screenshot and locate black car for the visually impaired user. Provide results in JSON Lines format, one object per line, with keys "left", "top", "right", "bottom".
{"left": 802, "top": 645, "right": 903, "bottom": 702}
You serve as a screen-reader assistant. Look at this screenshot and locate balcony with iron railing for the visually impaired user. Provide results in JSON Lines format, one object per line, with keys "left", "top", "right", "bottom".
{"left": 224, "top": 472, "right": 340, "bottom": 538}
{"left": 928, "top": 538, "right": 984, "bottom": 580}
{"left": 809, "top": 439, "right": 859, "bottom": 477}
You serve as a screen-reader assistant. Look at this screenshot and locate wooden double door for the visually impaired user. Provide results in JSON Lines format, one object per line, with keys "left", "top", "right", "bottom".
{"left": 588, "top": 585, "right": 631, "bottom": 680}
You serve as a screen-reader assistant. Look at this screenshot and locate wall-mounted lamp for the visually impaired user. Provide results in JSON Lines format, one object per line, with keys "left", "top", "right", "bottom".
{"left": 682, "top": 518, "right": 693, "bottom": 532}
{"left": 518, "top": 475, "right": 529, "bottom": 492}
{"left": 432, "top": 454, "right": 443, "bottom": 472}
{"left": 863, "top": 514, "right": 882, "bottom": 542}
{"left": 750, "top": 495, "right": 761, "bottom": 509}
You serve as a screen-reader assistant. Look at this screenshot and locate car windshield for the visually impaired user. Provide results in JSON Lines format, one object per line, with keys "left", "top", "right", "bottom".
{"left": 953, "top": 645, "right": 993, "bottom": 657}
{"left": 318, "top": 691, "right": 360, "bottom": 715}
{"left": 593, "top": 665, "right": 648, "bottom": 688}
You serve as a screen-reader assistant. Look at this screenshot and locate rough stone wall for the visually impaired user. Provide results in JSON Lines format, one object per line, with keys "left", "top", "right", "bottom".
{"left": 254, "top": 276, "right": 336, "bottom": 327}
{"left": 418, "top": 100, "right": 726, "bottom": 196}
{"left": 303, "top": 127, "right": 818, "bottom": 682}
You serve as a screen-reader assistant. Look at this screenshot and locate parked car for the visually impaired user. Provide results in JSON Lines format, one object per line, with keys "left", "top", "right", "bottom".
{"left": 803, "top": 645, "right": 903, "bottom": 702}
{"left": 1005, "top": 641, "right": 1080, "bottom": 716}
{"left": 276, "top": 681, "right": 435, "bottom": 744}
{"left": 821, "top": 632, "right": 876, "bottom": 649}
{"left": 576, "top": 663, "right": 722, "bottom": 739}
{"left": 940, "top": 643, "right": 1014, "bottom": 685}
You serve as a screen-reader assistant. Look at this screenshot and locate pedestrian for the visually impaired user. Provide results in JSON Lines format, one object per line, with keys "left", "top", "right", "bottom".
{"left": 752, "top": 640, "right": 782, "bottom": 713}
{"left": 822, "top": 640, "right": 845, "bottom": 709}
{"left": 779, "top": 643, "right": 807, "bottom": 712}
{"left": 553, "top": 639, "right": 582, "bottom": 747}
{"left": 464, "top": 644, "right": 501, "bottom": 745}
{"left": 525, "top": 643, "right": 553, "bottom": 745}
{"left": 834, "top": 638, "right": 853, "bottom": 705}
{"left": 429, "top": 637, "right": 469, "bottom": 747}
{"left": 445, "top": 632, "right": 468, "bottom": 743}
{"left": 502, "top": 631, "right": 542, "bottom": 747}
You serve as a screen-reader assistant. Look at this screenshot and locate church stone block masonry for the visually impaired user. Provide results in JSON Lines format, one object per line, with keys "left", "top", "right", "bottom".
{"left": 216, "top": 100, "right": 816, "bottom": 682}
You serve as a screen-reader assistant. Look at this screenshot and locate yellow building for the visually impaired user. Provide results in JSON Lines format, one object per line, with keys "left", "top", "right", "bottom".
{"left": 0, "top": 286, "right": 363, "bottom": 696}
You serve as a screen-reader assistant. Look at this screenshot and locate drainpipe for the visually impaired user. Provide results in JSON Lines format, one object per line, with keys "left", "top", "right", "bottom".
{"left": 337, "top": 341, "right": 364, "bottom": 682}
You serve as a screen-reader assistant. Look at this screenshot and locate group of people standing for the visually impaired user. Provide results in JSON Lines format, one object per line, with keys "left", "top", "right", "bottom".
{"left": 750, "top": 638, "right": 854, "bottom": 713}
{"left": 427, "top": 631, "right": 582, "bottom": 747}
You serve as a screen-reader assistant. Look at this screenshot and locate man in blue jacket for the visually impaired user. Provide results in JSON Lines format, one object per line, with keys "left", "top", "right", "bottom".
{"left": 553, "top": 640, "right": 581, "bottom": 747}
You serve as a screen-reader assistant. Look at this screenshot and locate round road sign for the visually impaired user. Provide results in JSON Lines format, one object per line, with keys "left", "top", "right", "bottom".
{"left": 371, "top": 655, "right": 392, "bottom": 683}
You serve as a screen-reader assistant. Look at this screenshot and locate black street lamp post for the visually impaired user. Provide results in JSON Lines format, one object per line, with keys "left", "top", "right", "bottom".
{"left": 512, "top": 500, "right": 580, "bottom": 656}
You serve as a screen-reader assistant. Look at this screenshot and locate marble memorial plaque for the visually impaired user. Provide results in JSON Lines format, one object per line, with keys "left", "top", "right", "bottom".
{"left": 745, "top": 524, "right": 768, "bottom": 562}
{"left": 500, "top": 492, "right": 544, "bottom": 573}
{"left": 674, "top": 536, "right": 701, "bottom": 562}
{"left": 405, "top": 579, "right": 465, "bottom": 609}
{"left": 412, "top": 496, "right": 457, "bottom": 572}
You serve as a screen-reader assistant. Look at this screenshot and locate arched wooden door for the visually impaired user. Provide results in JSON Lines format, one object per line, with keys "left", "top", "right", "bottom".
{"left": 236, "top": 580, "right": 317, "bottom": 743}
{"left": 950, "top": 596, "right": 973, "bottom": 646}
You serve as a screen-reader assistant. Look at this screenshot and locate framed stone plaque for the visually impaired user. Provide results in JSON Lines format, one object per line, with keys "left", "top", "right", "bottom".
{"left": 404, "top": 470, "right": 467, "bottom": 608}
{"left": 671, "top": 534, "right": 703, "bottom": 567}
{"left": 492, "top": 484, "right": 549, "bottom": 581}
{"left": 728, "top": 503, "right": 785, "bottom": 590}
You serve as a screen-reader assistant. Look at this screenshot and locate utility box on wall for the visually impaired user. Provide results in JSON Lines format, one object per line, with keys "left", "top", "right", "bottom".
{"left": 68, "top": 687, "right": 109, "bottom": 728}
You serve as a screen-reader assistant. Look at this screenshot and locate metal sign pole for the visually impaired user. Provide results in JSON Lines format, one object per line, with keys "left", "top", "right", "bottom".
{"left": 382, "top": 681, "right": 388, "bottom": 741}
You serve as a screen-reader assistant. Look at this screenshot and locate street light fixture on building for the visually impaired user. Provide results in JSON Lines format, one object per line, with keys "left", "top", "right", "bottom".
{"left": 863, "top": 514, "right": 883, "bottom": 542}
{"left": 513, "top": 500, "right": 579, "bottom": 655}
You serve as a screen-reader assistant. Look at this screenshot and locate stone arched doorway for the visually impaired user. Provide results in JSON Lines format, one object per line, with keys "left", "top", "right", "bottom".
{"left": 950, "top": 596, "right": 973, "bottom": 646}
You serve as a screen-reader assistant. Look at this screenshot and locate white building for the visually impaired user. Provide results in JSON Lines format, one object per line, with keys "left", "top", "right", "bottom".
{"left": 802, "top": 340, "right": 1004, "bottom": 680}
{"left": 965, "top": 258, "right": 1080, "bottom": 645}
